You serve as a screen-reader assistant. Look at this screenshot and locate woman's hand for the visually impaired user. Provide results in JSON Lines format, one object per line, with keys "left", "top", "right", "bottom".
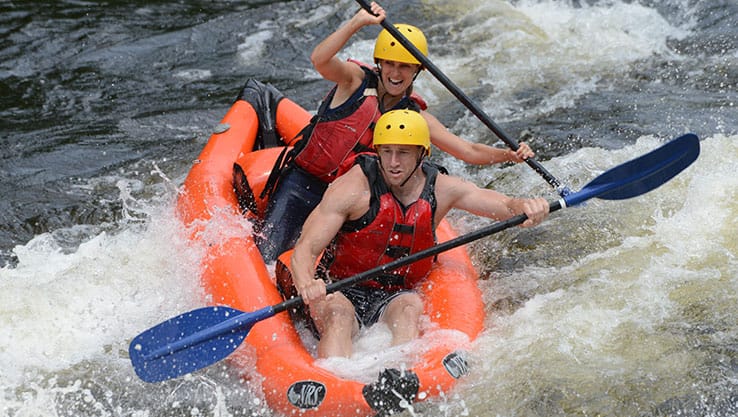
{"left": 353, "top": 1, "right": 386, "bottom": 28}
{"left": 508, "top": 142, "right": 535, "bottom": 163}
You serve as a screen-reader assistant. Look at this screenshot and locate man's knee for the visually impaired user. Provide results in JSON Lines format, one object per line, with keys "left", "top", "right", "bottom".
{"left": 395, "top": 293, "right": 423, "bottom": 314}
{"left": 312, "top": 294, "right": 356, "bottom": 334}
{"left": 384, "top": 293, "right": 423, "bottom": 326}
{"left": 322, "top": 296, "right": 355, "bottom": 322}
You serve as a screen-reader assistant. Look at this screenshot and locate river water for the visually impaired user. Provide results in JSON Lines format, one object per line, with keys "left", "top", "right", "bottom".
{"left": 1, "top": 0, "right": 736, "bottom": 416}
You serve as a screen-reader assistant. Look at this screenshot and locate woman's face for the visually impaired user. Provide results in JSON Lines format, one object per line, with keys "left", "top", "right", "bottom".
{"left": 378, "top": 59, "right": 420, "bottom": 96}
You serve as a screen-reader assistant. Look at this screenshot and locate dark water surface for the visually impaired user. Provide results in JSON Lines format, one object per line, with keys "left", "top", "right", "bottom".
{"left": 1, "top": 0, "right": 737, "bottom": 416}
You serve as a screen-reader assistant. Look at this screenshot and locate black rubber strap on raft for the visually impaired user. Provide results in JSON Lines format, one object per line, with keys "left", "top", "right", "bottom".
{"left": 237, "top": 78, "right": 286, "bottom": 150}
{"left": 232, "top": 162, "right": 258, "bottom": 216}
{"left": 363, "top": 368, "right": 420, "bottom": 415}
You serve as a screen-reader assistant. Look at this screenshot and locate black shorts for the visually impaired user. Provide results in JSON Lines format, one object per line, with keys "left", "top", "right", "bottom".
{"left": 341, "top": 285, "right": 414, "bottom": 328}
{"left": 286, "top": 284, "right": 414, "bottom": 340}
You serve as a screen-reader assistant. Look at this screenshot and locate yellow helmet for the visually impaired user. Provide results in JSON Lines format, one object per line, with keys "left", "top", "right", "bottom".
{"left": 373, "top": 110, "right": 430, "bottom": 154}
{"left": 373, "top": 24, "right": 428, "bottom": 66}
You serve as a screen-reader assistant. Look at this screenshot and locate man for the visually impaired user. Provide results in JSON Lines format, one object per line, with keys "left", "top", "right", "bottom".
{"left": 290, "top": 109, "right": 549, "bottom": 358}
{"left": 256, "top": 1, "right": 534, "bottom": 263}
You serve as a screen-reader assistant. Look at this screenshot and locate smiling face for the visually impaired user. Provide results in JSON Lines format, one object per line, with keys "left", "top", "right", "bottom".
{"left": 377, "top": 59, "right": 421, "bottom": 97}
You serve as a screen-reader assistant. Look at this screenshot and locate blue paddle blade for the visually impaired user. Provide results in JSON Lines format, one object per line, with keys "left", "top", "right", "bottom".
{"left": 129, "top": 305, "right": 273, "bottom": 383}
{"left": 564, "top": 134, "right": 700, "bottom": 207}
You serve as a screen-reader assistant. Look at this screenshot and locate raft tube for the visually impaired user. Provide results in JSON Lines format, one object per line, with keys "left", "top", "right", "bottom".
{"left": 176, "top": 80, "right": 485, "bottom": 416}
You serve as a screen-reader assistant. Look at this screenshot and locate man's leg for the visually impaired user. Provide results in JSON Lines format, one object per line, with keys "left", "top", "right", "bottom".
{"left": 310, "top": 293, "right": 360, "bottom": 358}
{"left": 381, "top": 292, "right": 423, "bottom": 346}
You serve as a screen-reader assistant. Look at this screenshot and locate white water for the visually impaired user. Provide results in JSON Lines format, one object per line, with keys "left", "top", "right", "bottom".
{"left": 2, "top": 0, "right": 736, "bottom": 415}
{"left": 0, "top": 177, "right": 207, "bottom": 415}
{"left": 415, "top": 0, "right": 689, "bottom": 124}
{"left": 2, "top": 134, "right": 732, "bottom": 416}
{"left": 449, "top": 134, "right": 737, "bottom": 416}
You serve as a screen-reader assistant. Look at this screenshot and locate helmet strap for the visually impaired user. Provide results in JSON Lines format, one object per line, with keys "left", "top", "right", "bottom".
{"left": 398, "top": 148, "right": 426, "bottom": 188}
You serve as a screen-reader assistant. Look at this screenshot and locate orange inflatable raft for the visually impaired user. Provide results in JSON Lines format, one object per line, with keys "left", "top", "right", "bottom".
{"left": 176, "top": 80, "right": 485, "bottom": 416}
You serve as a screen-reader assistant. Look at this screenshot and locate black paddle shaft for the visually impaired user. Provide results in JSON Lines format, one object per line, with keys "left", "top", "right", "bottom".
{"left": 272, "top": 201, "right": 563, "bottom": 316}
{"left": 355, "top": 0, "right": 566, "bottom": 194}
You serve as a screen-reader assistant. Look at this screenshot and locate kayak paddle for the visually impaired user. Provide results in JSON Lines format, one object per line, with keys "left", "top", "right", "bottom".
{"left": 130, "top": 133, "right": 699, "bottom": 383}
{"left": 355, "top": 0, "right": 570, "bottom": 196}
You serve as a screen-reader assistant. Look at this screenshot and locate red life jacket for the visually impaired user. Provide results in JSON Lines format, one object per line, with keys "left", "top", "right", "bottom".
{"left": 292, "top": 61, "right": 427, "bottom": 183}
{"left": 319, "top": 155, "right": 439, "bottom": 291}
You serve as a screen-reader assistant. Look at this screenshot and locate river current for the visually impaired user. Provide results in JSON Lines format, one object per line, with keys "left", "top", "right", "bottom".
{"left": 1, "top": 0, "right": 736, "bottom": 416}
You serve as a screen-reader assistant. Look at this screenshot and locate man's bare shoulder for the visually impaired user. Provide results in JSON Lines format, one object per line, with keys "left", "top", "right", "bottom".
{"left": 321, "top": 164, "right": 371, "bottom": 217}
{"left": 328, "top": 164, "right": 368, "bottom": 190}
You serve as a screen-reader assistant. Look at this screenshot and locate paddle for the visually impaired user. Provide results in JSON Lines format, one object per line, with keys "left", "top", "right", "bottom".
{"left": 355, "top": 0, "right": 570, "bottom": 196}
{"left": 130, "top": 133, "right": 699, "bottom": 383}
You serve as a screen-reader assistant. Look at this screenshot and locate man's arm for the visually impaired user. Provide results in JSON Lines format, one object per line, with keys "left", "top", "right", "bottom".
{"left": 435, "top": 174, "right": 549, "bottom": 228}
{"left": 290, "top": 166, "right": 369, "bottom": 304}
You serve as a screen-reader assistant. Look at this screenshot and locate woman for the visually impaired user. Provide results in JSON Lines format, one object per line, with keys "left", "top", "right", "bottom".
{"left": 256, "top": 2, "right": 534, "bottom": 263}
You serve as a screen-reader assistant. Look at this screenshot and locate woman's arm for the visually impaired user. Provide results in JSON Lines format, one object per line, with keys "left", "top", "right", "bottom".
{"left": 423, "top": 110, "right": 535, "bottom": 165}
{"left": 310, "top": 2, "right": 386, "bottom": 88}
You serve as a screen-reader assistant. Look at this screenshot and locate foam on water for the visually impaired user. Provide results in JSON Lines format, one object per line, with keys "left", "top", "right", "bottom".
{"left": 2, "top": 0, "right": 734, "bottom": 415}
{"left": 237, "top": 29, "right": 273, "bottom": 64}
{"left": 399, "top": 0, "right": 691, "bottom": 132}
{"left": 453, "top": 134, "right": 738, "bottom": 416}
{"left": 0, "top": 174, "right": 206, "bottom": 411}
{"left": 317, "top": 322, "right": 471, "bottom": 385}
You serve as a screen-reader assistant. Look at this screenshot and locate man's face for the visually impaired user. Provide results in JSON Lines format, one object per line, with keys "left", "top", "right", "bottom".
{"left": 376, "top": 144, "right": 424, "bottom": 187}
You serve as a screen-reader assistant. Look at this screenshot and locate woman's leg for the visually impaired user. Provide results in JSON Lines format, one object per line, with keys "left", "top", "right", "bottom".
{"left": 255, "top": 169, "right": 326, "bottom": 263}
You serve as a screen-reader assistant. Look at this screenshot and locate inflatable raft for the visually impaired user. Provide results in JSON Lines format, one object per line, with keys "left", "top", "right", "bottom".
{"left": 176, "top": 80, "right": 485, "bottom": 416}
